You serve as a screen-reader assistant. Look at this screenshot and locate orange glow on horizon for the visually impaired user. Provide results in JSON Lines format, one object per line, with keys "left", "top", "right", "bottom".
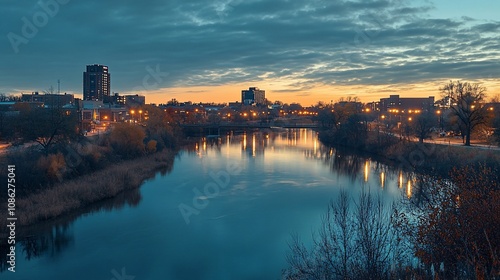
{"left": 45, "top": 79, "right": 500, "bottom": 106}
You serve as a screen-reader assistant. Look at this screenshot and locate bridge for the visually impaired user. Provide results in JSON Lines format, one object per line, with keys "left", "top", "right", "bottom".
{"left": 181, "top": 122, "right": 319, "bottom": 129}
{"left": 181, "top": 122, "right": 319, "bottom": 136}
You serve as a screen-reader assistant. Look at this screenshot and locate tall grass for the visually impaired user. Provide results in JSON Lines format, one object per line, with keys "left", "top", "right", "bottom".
{"left": 0, "top": 150, "right": 176, "bottom": 227}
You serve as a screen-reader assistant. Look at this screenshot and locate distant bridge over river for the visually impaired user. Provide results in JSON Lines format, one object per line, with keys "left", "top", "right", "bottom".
{"left": 181, "top": 122, "right": 319, "bottom": 136}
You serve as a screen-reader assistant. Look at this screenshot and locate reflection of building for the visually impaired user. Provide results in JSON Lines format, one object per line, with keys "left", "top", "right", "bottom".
{"left": 241, "top": 133, "right": 266, "bottom": 157}
{"left": 379, "top": 95, "right": 434, "bottom": 112}
{"left": 83, "top": 64, "right": 110, "bottom": 102}
{"left": 241, "top": 87, "right": 265, "bottom": 105}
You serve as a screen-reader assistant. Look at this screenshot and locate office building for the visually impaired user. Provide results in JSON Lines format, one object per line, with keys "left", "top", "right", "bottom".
{"left": 21, "top": 92, "right": 75, "bottom": 107}
{"left": 379, "top": 95, "right": 435, "bottom": 112}
{"left": 110, "top": 93, "right": 145, "bottom": 107}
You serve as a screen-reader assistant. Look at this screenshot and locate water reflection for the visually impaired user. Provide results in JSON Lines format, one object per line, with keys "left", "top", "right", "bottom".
{"left": 0, "top": 166, "right": 169, "bottom": 273}
{"left": 186, "top": 129, "right": 416, "bottom": 194}
{"left": 1, "top": 128, "right": 420, "bottom": 277}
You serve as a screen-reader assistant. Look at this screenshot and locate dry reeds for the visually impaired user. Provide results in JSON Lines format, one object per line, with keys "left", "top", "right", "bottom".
{"left": 0, "top": 150, "right": 176, "bottom": 227}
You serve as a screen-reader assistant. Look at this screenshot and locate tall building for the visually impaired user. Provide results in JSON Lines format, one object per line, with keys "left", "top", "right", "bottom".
{"left": 83, "top": 64, "right": 110, "bottom": 102}
{"left": 241, "top": 87, "right": 265, "bottom": 105}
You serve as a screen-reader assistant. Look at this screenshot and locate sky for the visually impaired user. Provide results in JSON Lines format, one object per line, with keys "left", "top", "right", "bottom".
{"left": 1, "top": 0, "right": 500, "bottom": 106}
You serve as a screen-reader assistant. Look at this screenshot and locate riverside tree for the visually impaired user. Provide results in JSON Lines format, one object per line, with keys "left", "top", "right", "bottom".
{"left": 16, "top": 105, "right": 79, "bottom": 153}
{"left": 415, "top": 165, "right": 500, "bottom": 279}
{"left": 283, "top": 191, "right": 411, "bottom": 280}
{"left": 412, "top": 111, "right": 437, "bottom": 143}
{"left": 441, "top": 81, "right": 489, "bottom": 146}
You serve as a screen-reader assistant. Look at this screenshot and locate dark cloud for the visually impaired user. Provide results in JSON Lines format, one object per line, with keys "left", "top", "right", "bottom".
{"left": 1, "top": 0, "right": 499, "bottom": 96}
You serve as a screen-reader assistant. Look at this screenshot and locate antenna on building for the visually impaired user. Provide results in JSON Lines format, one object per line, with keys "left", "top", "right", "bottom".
{"left": 58, "top": 79, "right": 61, "bottom": 94}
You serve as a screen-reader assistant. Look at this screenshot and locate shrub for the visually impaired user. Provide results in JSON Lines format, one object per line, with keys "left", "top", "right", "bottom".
{"left": 146, "top": 140, "right": 157, "bottom": 154}
{"left": 108, "top": 123, "right": 146, "bottom": 158}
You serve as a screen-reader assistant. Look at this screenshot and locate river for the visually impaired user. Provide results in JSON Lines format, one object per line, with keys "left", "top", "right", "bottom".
{"left": 1, "top": 128, "right": 416, "bottom": 280}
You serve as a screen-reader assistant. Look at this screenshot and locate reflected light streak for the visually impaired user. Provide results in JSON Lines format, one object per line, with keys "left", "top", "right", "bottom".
{"left": 243, "top": 133, "right": 247, "bottom": 150}
{"left": 380, "top": 172, "right": 385, "bottom": 188}
{"left": 399, "top": 172, "right": 403, "bottom": 189}
{"left": 252, "top": 134, "right": 256, "bottom": 157}
{"left": 364, "top": 161, "right": 369, "bottom": 182}
{"left": 407, "top": 180, "right": 412, "bottom": 198}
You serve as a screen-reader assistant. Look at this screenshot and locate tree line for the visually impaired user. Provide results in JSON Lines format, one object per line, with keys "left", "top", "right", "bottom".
{"left": 0, "top": 104, "right": 183, "bottom": 200}
{"left": 314, "top": 81, "right": 499, "bottom": 148}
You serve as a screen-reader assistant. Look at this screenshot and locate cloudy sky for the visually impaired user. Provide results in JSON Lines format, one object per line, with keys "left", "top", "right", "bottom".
{"left": 2, "top": 0, "right": 500, "bottom": 105}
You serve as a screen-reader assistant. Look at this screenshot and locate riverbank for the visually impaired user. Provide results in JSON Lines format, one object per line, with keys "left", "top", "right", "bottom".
{"left": 0, "top": 149, "right": 177, "bottom": 228}
{"left": 319, "top": 129, "right": 500, "bottom": 176}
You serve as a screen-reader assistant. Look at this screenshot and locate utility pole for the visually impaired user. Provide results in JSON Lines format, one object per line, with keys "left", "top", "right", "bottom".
{"left": 57, "top": 79, "right": 61, "bottom": 94}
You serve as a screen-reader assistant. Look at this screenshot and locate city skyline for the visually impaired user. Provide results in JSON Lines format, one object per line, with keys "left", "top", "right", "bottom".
{"left": 2, "top": 0, "right": 500, "bottom": 105}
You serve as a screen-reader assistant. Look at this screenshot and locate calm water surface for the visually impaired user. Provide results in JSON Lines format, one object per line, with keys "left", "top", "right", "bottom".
{"left": 2, "top": 129, "right": 415, "bottom": 280}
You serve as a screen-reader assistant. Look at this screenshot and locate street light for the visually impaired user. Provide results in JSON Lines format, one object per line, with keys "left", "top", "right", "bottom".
{"left": 436, "top": 110, "right": 443, "bottom": 131}
{"left": 130, "top": 110, "right": 135, "bottom": 123}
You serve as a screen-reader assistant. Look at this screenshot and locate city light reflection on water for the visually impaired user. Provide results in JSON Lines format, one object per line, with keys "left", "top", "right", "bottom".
{"left": 3, "top": 128, "right": 417, "bottom": 280}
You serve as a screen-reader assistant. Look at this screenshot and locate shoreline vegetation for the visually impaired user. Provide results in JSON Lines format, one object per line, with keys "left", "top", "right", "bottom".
{"left": 0, "top": 104, "right": 187, "bottom": 229}
{"left": 0, "top": 149, "right": 177, "bottom": 228}
{"left": 1, "top": 125, "right": 498, "bottom": 230}
{"left": 318, "top": 129, "right": 500, "bottom": 177}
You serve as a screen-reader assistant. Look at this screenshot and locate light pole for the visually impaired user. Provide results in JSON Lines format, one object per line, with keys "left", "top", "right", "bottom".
{"left": 436, "top": 110, "right": 443, "bottom": 132}
{"left": 130, "top": 110, "right": 135, "bottom": 123}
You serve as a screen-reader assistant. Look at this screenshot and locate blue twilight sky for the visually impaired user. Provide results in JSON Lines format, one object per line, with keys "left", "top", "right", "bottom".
{"left": 1, "top": 0, "right": 500, "bottom": 105}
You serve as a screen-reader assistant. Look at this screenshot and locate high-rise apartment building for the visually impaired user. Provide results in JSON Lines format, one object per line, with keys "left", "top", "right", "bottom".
{"left": 241, "top": 87, "right": 265, "bottom": 105}
{"left": 83, "top": 64, "right": 110, "bottom": 102}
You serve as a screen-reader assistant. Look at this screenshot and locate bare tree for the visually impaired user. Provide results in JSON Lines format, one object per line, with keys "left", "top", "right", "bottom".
{"left": 412, "top": 111, "right": 437, "bottom": 143}
{"left": 283, "top": 191, "right": 409, "bottom": 280}
{"left": 441, "top": 81, "right": 489, "bottom": 146}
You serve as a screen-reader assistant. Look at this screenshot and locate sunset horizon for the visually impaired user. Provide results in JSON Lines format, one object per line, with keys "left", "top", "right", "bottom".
{"left": 3, "top": 0, "right": 500, "bottom": 106}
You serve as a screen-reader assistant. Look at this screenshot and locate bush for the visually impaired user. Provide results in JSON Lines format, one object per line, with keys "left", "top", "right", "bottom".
{"left": 146, "top": 140, "right": 157, "bottom": 154}
{"left": 108, "top": 123, "right": 146, "bottom": 158}
{"left": 37, "top": 152, "right": 66, "bottom": 182}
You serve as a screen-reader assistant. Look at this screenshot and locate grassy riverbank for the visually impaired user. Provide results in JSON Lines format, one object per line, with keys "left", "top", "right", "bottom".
{"left": 0, "top": 149, "right": 177, "bottom": 227}
{"left": 319, "top": 129, "right": 500, "bottom": 176}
